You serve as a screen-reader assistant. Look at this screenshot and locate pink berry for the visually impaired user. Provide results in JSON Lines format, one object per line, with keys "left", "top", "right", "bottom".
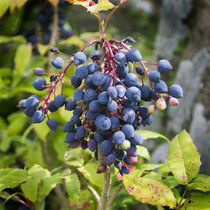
{"left": 156, "top": 98, "right": 167, "bottom": 110}
{"left": 169, "top": 97, "right": 179, "bottom": 106}
{"left": 148, "top": 104, "right": 156, "bottom": 114}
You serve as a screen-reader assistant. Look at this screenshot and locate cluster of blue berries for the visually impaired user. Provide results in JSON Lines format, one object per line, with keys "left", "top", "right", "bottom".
{"left": 24, "top": 0, "right": 74, "bottom": 54}
{"left": 19, "top": 36, "right": 183, "bottom": 175}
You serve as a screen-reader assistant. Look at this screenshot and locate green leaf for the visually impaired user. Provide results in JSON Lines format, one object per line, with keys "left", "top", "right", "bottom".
{"left": 33, "top": 120, "right": 50, "bottom": 141}
{"left": 21, "top": 165, "right": 50, "bottom": 203}
{"left": 65, "top": 174, "right": 80, "bottom": 202}
{"left": 188, "top": 174, "right": 210, "bottom": 192}
{"left": 14, "top": 44, "right": 32, "bottom": 76}
{"left": 181, "top": 192, "right": 210, "bottom": 210}
{"left": 0, "top": 35, "right": 26, "bottom": 44}
{"left": 167, "top": 130, "right": 201, "bottom": 185}
{"left": 136, "top": 130, "right": 169, "bottom": 142}
{"left": 0, "top": 0, "right": 10, "bottom": 18}
{"left": 39, "top": 173, "right": 62, "bottom": 197}
{"left": 0, "top": 168, "right": 29, "bottom": 191}
{"left": 88, "top": 0, "right": 114, "bottom": 13}
{"left": 137, "top": 146, "right": 151, "bottom": 161}
{"left": 59, "top": 36, "right": 84, "bottom": 49}
{"left": 78, "top": 163, "right": 103, "bottom": 188}
{"left": 6, "top": 112, "right": 28, "bottom": 136}
{"left": 123, "top": 176, "right": 176, "bottom": 208}
{"left": 162, "top": 176, "right": 179, "bottom": 188}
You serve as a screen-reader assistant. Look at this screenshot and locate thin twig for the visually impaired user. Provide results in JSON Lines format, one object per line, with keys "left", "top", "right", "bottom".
{"left": 48, "top": 6, "right": 59, "bottom": 72}
{"left": 108, "top": 182, "right": 124, "bottom": 207}
{"left": 87, "top": 184, "right": 100, "bottom": 205}
{"left": 0, "top": 193, "right": 30, "bottom": 208}
{"left": 104, "top": 0, "right": 129, "bottom": 31}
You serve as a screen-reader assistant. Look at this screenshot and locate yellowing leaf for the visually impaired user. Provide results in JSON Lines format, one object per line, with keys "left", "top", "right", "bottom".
{"left": 66, "top": 0, "right": 91, "bottom": 8}
{"left": 188, "top": 174, "right": 210, "bottom": 192}
{"left": 48, "top": 0, "right": 59, "bottom": 7}
{"left": 59, "top": 36, "right": 84, "bottom": 49}
{"left": 123, "top": 176, "right": 176, "bottom": 208}
{"left": 167, "top": 130, "right": 200, "bottom": 185}
{"left": 14, "top": 43, "right": 32, "bottom": 76}
{"left": 88, "top": 0, "right": 114, "bottom": 13}
{"left": 0, "top": 0, "right": 10, "bottom": 18}
{"left": 136, "top": 130, "right": 169, "bottom": 142}
{"left": 10, "top": 0, "right": 27, "bottom": 13}
{"left": 37, "top": 44, "right": 49, "bottom": 56}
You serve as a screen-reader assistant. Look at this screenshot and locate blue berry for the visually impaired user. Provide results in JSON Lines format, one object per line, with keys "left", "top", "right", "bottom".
{"left": 92, "top": 71, "right": 105, "bottom": 86}
{"left": 115, "top": 85, "right": 126, "bottom": 98}
{"left": 87, "top": 62, "right": 99, "bottom": 74}
{"left": 51, "top": 57, "right": 64, "bottom": 69}
{"left": 76, "top": 126, "right": 86, "bottom": 139}
{"left": 123, "top": 37, "right": 135, "bottom": 43}
{"left": 136, "top": 66, "right": 144, "bottom": 75}
{"left": 25, "top": 96, "right": 39, "bottom": 109}
{"left": 47, "top": 119, "right": 58, "bottom": 131}
{"left": 110, "top": 116, "right": 120, "bottom": 129}
{"left": 86, "top": 111, "right": 99, "bottom": 120}
{"left": 126, "top": 49, "right": 142, "bottom": 62}
{"left": 24, "top": 108, "right": 36, "bottom": 117}
{"left": 154, "top": 80, "right": 168, "bottom": 93}
{"left": 33, "top": 68, "right": 45, "bottom": 76}
{"left": 105, "top": 153, "right": 116, "bottom": 165}
{"left": 71, "top": 74, "right": 82, "bottom": 88}
{"left": 120, "top": 165, "right": 129, "bottom": 174}
{"left": 122, "top": 124, "right": 134, "bottom": 138}
{"left": 65, "top": 99, "right": 77, "bottom": 111}
{"left": 75, "top": 65, "right": 88, "bottom": 79}
{"left": 89, "top": 100, "right": 101, "bottom": 112}
{"left": 126, "top": 87, "right": 141, "bottom": 102}
{"left": 95, "top": 115, "right": 111, "bottom": 131}
{"left": 115, "top": 149, "right": 125, "bottom": 160}
{"left": 74, "top": 52, "right": 87, "bottom": 65}
{"left": 107, "top": 86, "right": 117, "bottom": 98}
{"left": 84, "top": 88, "right": 98, "bottom": 102}
{"left": 73, "top": 89, "right": 84, "bottom": 101}
{"left": 68, "top": 140, "right": 80, "bottom": 148}
{"left": 148, "top": 71, "right": 160, "bottom": 82}
{"left": 90, "top": 50, "right": 102, "bottom": 60}
{"left": 169, "top": 84, "right": 183, "bottom": 98}
{"left": 114, "top": 52, "right": 127, "bottom": 67}
{"left": 139, "top": 85, "right": 151, "bottom": 100}
{"left": 113, "top": 131, "right": 125, "bottom": 145}
{"left": 130, "top": 132, "right": 142, "bottom": 145}
{"left": 54, "top": 94, "right": 66, "bottom": 108}
{"left": 63, "top": 122, "right": 75, "bottom": 132}
{"left": 33, "top": 78, "right": 46, "bottom": 91}
{"left": 48, "top": 100, "right": 58, "bottom": 112}
{"left": 123, "top": 108, "right": 136, "bottom": 124}
{"left": 101, "top": 76, "right": 113, "bottom": 91}
{"left": 94, "top": 131, "right": 104, "bottom": 143}
{"left": 100, "top": 140, "right": 113, "bottom": 156}
{"left": 125, "top": 73, "right": 138, "bottom": 87}
{"left": 107, "top": 100, "right": 117, "bottom": 112}
{"left": 65, "top": 132, "right": 76, "bottom": 143}
{"left": 158, "top": 59, "right": 172, "bottom": 73}
{"left": 32, "top": 110, "right": 45, "bottom": 123}
{"left": 127, "top": 145, "right": 137, "bottom": 156}
{"left": 98, "top": 91, "right": 110, "bottom": 105}
{"left": 88, "top": 139, "right": 97, "bottom": 151}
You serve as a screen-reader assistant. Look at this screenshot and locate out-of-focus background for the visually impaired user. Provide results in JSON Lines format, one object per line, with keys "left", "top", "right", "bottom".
{"left": 0, "top": 0, "right": 209, "bottom": 209}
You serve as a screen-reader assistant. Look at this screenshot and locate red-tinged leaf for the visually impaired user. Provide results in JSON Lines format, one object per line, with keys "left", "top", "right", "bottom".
{"left": 123, "top": 176, "right": 176, "bottom": 208}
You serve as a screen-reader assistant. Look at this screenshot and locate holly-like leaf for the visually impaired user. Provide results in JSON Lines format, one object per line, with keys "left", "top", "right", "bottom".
{"left": 10, "top": 0, "right": 28, "bottom": 13}
{"left": 188, "top": 174, "right": 210, "bottom": 192}
{"left": 78, "top": 163, "right": 103, "bottom": 188}
{"left": 0, "top": 35, "right": 26, "bottom": 44}
{"left": 137, "top": 146, "right": 151, "bottom": 161}
{"left": 14, "top": 43, "right": 32, "bottom": 77}
{"left": 48, "top": 0, "right": 59, "bottom": 7}
{"left": 88, "top": 0, "right": 114, "bottom": 13}
{"left": 33, "top": 119, "right": 50, "bottom": 142}
{"left": 0, "top": 168, "right": 29, "bottom": 191}
{"left": 37, "top": 44, "right": 49, "bottom": 56}
{"left": 0, "top": 0, "right": 10, "bottom": 18}
{"left": 21, "top": 165, "right": 51, "bottom": 203}
{"left": 66, "top": 0, "right": 91, "bottom": 9}
{"left": 136, "top": 130, "right": 169, "bottom": 142}
{"left": 65, "top": 174, "right": 80, "bottom": 201}
{"left": 167, "top": 130, "right": 200, "bottom": 185}
{"left": 181, "top": 192, "right": 210, "bottom": 210}
{"left": 123, "top": 176, "right": 176, "bottom": 208}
